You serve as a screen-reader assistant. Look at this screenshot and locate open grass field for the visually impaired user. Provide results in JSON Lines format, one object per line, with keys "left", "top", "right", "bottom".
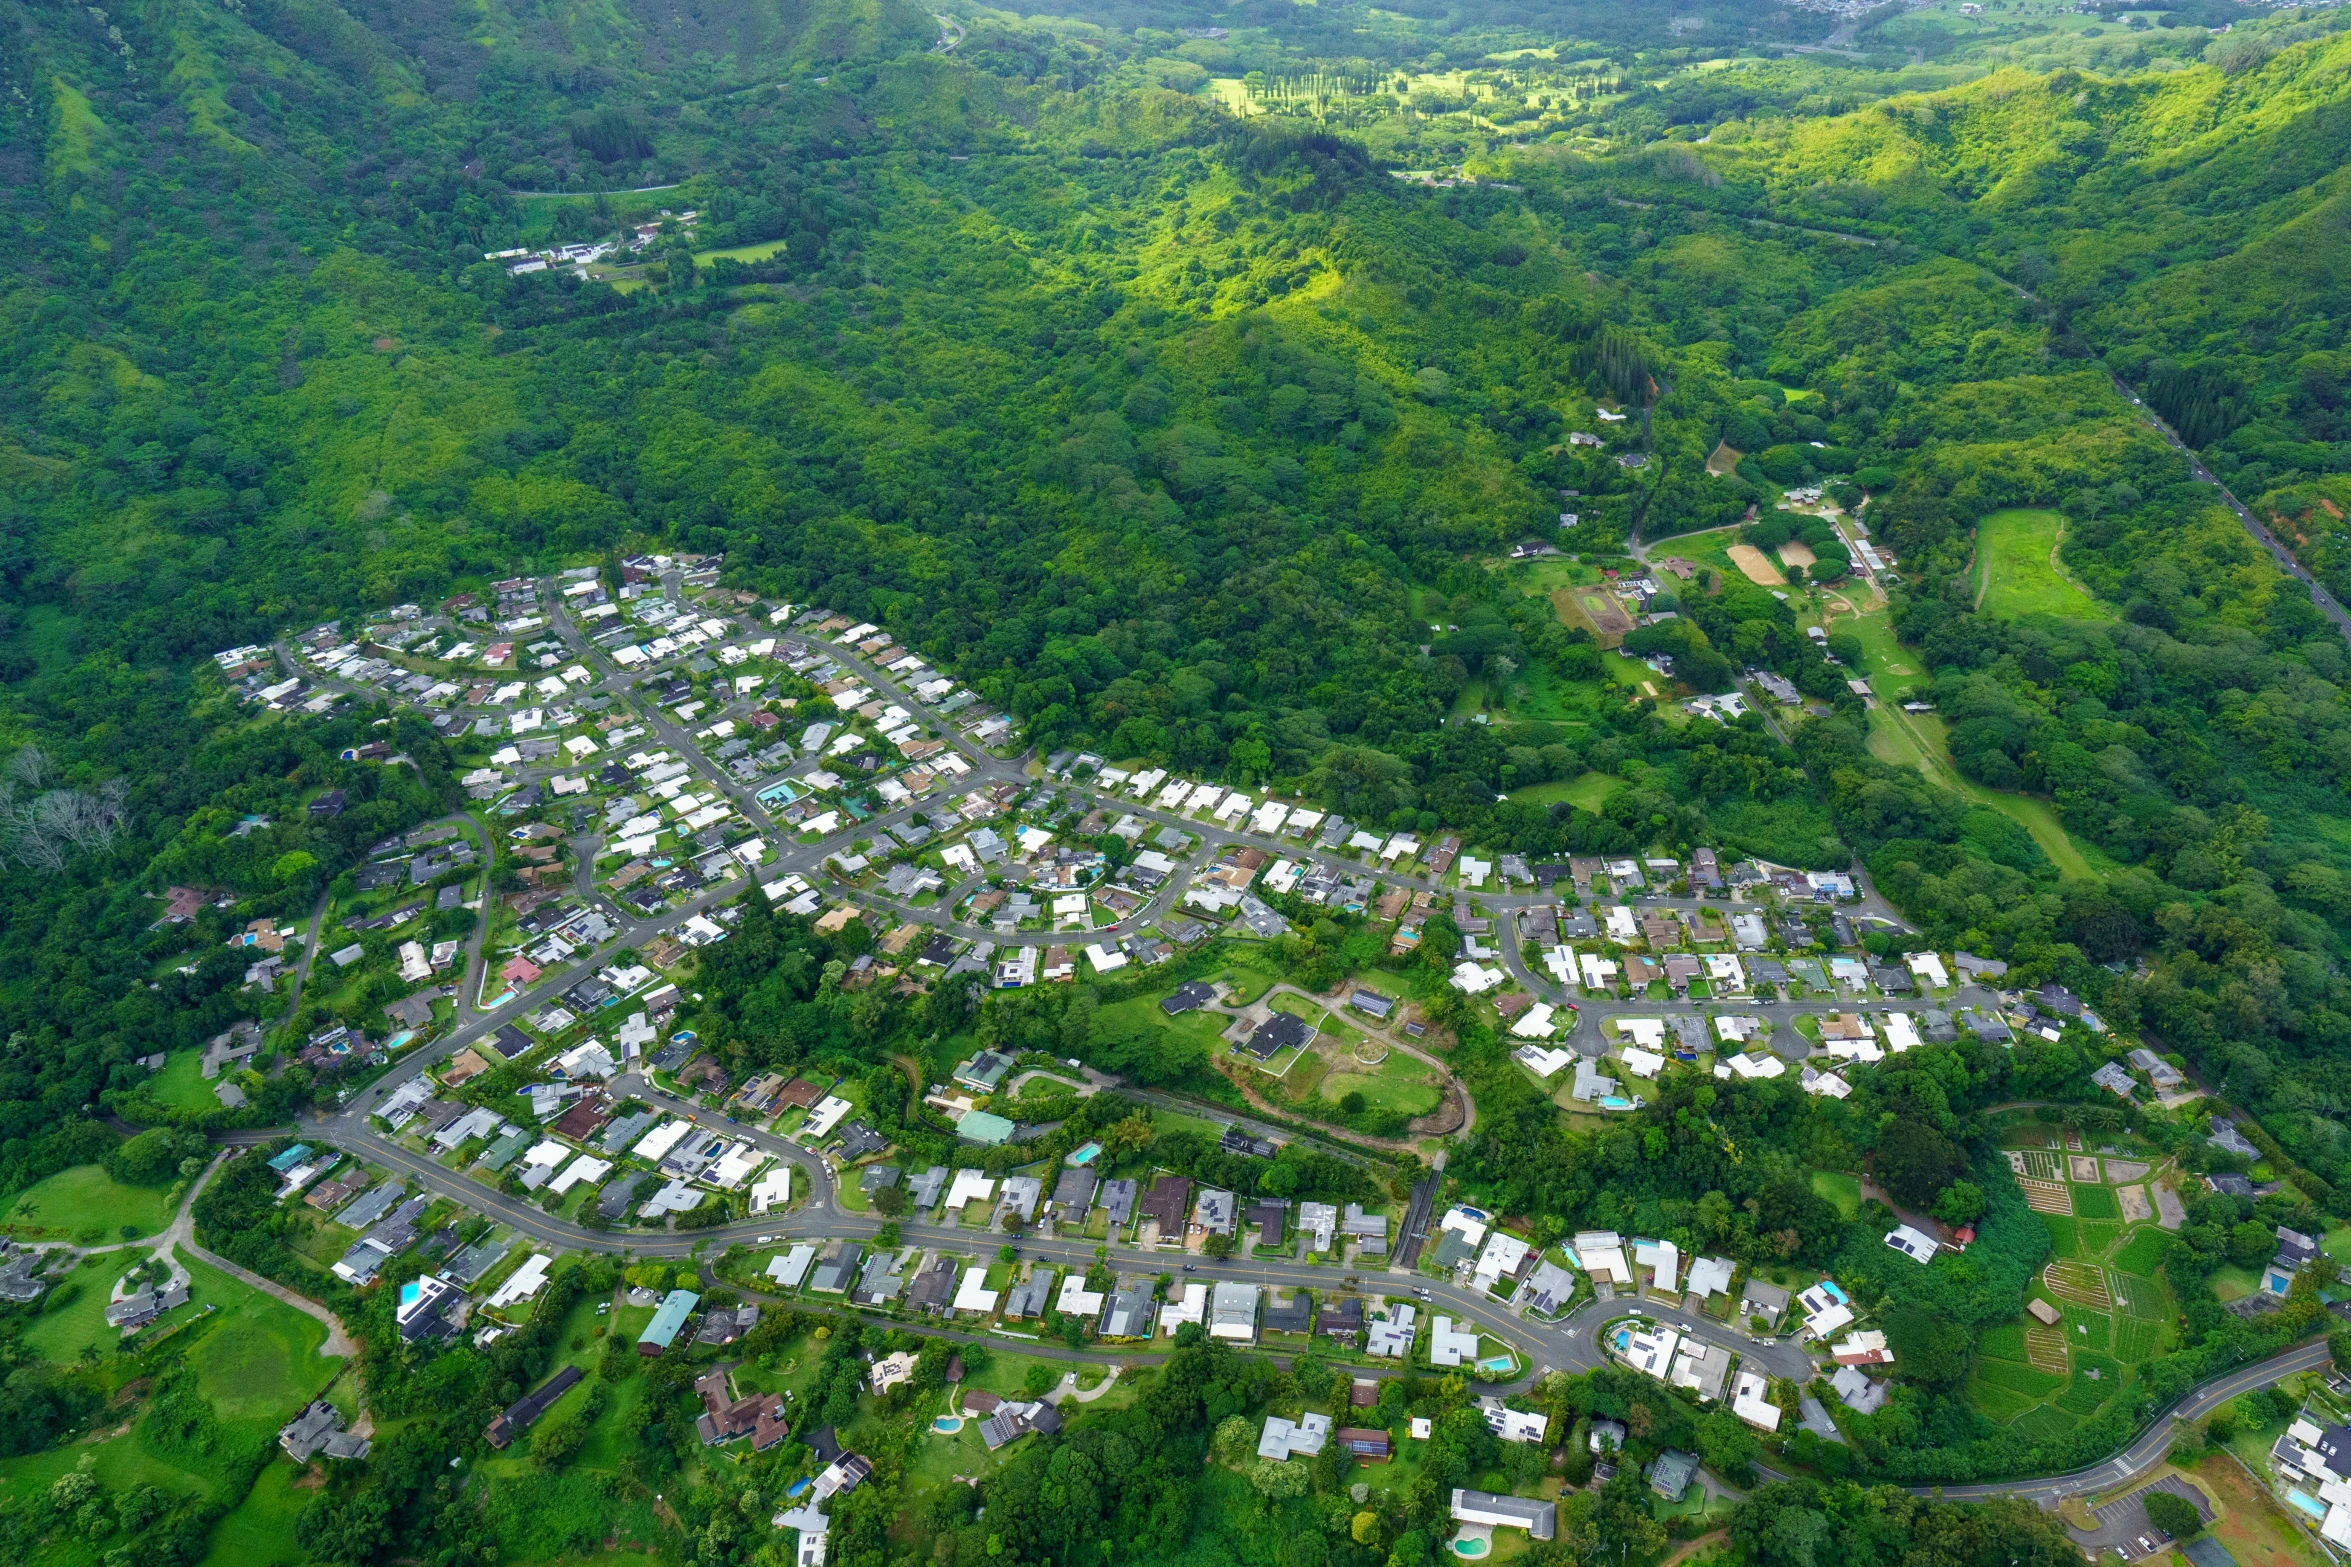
{"left": 2081, "top": 1219, "right": 2121, "bottom": 1255}
{"left": 1507, "top": 772, "right": 1622, "bottom": 812}
{"left": 1810, "top": 1170, "right": 1862, "bottom": 1220}
{"left": 185, "top": 1250, "right": 337, "bottom": 1421}
{"left": 1319, "top": 1050, "right": 1442, "bottom": 1117}
{"left": 1834, "top": 608, "right": 1928, "bottom": 699}
{"left": 1976, "top": 1358, "right": 2067, "bottom": 1398}
{"left": 201, "top": 1459, "right": 312, "bottom": 1567}
{"left": 6, "top": 1163, "right": 180, "bottom": 1241}
{"left": 1976, "top": 509, "right": 2111, "bottom": 620}
{"left": 2042, "top": 1215, "right": 2083, "bottom": 1259}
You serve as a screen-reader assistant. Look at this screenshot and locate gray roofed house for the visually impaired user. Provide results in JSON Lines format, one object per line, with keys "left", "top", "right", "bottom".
{"left": 852, "top": 1253, "right": 905, "bottom": 1307}
{"left": 280, "top": 1399, "right": 372, "bottom": 1463}
{"left": 1963, "top": 1008, "right": 2013, "bottom": 1043}
{"left": 859, "top": 1164, "right": 903, "bottom": 1194}
{"left": 1248, "top": 1198, "right": 1288, "bottom": 1246}
{"left": 999, "top": 1175, "right": 1044, "bottom": 1224}
{"left": 1194, "top": 1188, "right": 1237, "bottom": 1236}
{"left": 1162, "top": 981, "right": 1218, "bottom": 1015}
{"left": 1646, "top": 1450, "right": 1700, "bottom": 1501}
{"left": 2090, "top": 1061, "right": 2137, "bottom": 1099}
{"left": 0, "top": 1246, "right": 49, "bottom": 1304}
{"left": 910, "top": 1165, "right": 951, "bottom": 1210}
{"left": 336, "top": 1184, "right": 405, "bottom": 1232}
{"left": 1051, "top": 1167, "right": 1096, "bottom": 1219}
{"left": 1341, "top": 1204, "right": 1389, "bottom": 1254}
{"left": 909, "top": 1255, "right": 959, "bottom": 1313}
{"left": 1100, "top": 1178, "right": 1139, "bottom": 1231}
{"left": 1002, "top": 1270, "right": 1055, "bottom": 1320}
{"left": 1263, "top": 1290, "right": 1314, "bottom": 1335}
{"left": 810, "top": 1242, "right": 862, "bottom": 1294}
{"left": 1242, "top": 1011, "right": 1313, "bottom": 1061}
{"left": 1920, "top": 1009, "right": 1959, "bottom": 1044}
{"left": 1521, "top": 1258, "right": 1576, "bottom": 1314}
{"left": 1450, "top": 1490, "right": 1555, "bottom": 1542}
{"left": 1739, "top": 1276, "right": 1791, "bottom": 1325}
{"left": 597, "top": 1171, "right": 646, "bottom": 1219}
{"left": 1101, "top": 1283, "right": 1157, "bottom": 1339}
{"left": 1320, "top": 1295, "right": 1365, "bottom": 1338}
{"left": 444, "top": 1238, "right": 510, "bottom": 1286}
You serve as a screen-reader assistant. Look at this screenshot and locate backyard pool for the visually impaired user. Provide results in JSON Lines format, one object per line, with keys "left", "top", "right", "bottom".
{"left": 933, "top": 1416, "right": 963, "bottom": 1433}
{"left": 1476, "top": 1356, "right": 1515, "bottom": 1376}
{"left": 1600, "top": 1096, "right": 1633, "bottom": 1111}
{"left": 2291, "top": 1490, "right": 2327, "bottom": 1522}
{"left": 785, "top": 1479, "right": 812, "bottom": 1500}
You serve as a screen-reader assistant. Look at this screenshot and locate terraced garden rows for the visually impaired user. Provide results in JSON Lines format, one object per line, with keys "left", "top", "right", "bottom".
{"left": 1963, "top": 1139, "right": 2181, "bottom": 1441}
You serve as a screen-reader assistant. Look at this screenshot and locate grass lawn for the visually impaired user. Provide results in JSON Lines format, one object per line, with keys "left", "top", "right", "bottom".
{"left": 200, "top": 1458, "right": 313, "bottom": 1567}
{"left": 146, "top": 1050, "right": 226, "bottom": 1114}
{"left": 1976, "top": 509, "right": 2112, "bottom": 621}
{"left": 1809, "top": 1170, "right": 1861, "bottom": 1221}
{"left": 1836, "top": 608, "right": 1929, "bottom": 699}
{"left": 22, "top": 1250, "right": 148, "bottom": 1365}
{"left": 7, "top": 1164, "right": 181, "bottom": 1242}
{"left": 183, "top": 1248, "right": 339, "bottom": 1422}
{"left": 1320, "top": 1050, "right": 1442, "bottom": 1116}
{"left": 1507, "top": 772, "right": 1621, "bottom": 812}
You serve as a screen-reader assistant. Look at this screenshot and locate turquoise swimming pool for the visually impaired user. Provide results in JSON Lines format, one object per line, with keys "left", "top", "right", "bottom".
{"left": 2291, "top": 1489, "right": 2327, "bottom": 1521}
{"left": 933, "top": 1416, "right": 963, "bottom": 1433}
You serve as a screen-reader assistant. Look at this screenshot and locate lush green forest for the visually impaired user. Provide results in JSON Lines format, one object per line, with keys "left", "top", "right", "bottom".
{"left": 11, "top": 0, "right": 2351, "bottom": 1558}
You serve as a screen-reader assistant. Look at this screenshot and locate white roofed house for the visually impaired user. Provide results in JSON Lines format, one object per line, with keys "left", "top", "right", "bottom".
{"left": 1209, "top": 1280, "right": 1260, "bottom": 1343}
{"left": 1884, "top": 1225, "right": 1940, "bottom": 1264}
{"left": 1684, "top": 1255, "right": 1734, "bottom": 1304}
{"left": 1732, "top": 1369, "right": 1782, "bottom": 1431}
{"left": 1633, "top": 1238, "right": 1679, "bottom": 1294}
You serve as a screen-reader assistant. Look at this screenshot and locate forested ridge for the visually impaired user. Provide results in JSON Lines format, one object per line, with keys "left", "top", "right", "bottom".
{"left": 9, "top": 0, "right": 2351, "bottom": 1558}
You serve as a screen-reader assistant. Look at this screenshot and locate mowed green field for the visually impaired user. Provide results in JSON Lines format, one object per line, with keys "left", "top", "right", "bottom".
{"left": 6, "top": 1163, "right": 180, "bottom": 1241}
{"left": 1319, "top": 1050, "right": 1442, "bottom": 1116}
{"left": 1976, "top": 510, "right": 2112, "bottom": 620}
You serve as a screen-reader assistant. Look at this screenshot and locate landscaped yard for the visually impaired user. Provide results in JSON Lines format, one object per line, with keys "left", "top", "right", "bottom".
{"left": 146, "top": 1049, "right": 227, "bottom": 1113}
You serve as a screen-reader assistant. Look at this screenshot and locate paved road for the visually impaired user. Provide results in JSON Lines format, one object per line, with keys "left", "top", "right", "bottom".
{"left": 2108, "top": 374, "right": 2351, "bottom": 646}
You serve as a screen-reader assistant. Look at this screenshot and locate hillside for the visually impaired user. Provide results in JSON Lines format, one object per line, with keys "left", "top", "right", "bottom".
{"left": 6, "top": 0, "right": 2351, "bottom": 1562}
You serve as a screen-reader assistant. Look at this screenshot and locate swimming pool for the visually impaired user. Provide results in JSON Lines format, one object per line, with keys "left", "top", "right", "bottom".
{"left": 1610, "top": 1326, "right": 1633, "bottom": 1352}
{"left": 1600, "top": 1096, "right": 1633, "bottom": 1110}
{"left": 933, "top": 1416, "right": 964, "bottom": 1433}
{"left": 1450, "top": 1539, "right": 1490, "bottom": 1559}
{"left": 1476, "top": 1356, "right": 1515, "bottom": 1376}
{"left": 2291, "top": 1489, "right": 2327, "bottom": 1521}
{"left": 786, "top": 1478, "right": 812, "bottom": 1500}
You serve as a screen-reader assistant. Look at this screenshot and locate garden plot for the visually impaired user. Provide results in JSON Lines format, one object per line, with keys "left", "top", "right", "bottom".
{"left": 2110, "top": 1270, "right": 2166, "bottom": 1321}
{"left": 2103, "top": 1159, "right": 2151, "bottom": 1182}
{"left": 2069, "top": 1155, "right": 2101, "bottom": 1183}
{"left": 2024, "top": 1323, "right": 2071, "bottom": 1374}
{"left": 2113, "top": 1317, "right": 2164, "bottom": 1363}
{"left": 2009, "top": 1149, "right": 2065, "bottom": 1182}
{"left": 2020, "top": 1178, "right": 2073, "bottom": 1215}
{"left": 2116, "top": 1185, "right": 2152, "bottom": 1223}
{"left": 2044, "top": 1261, "right": 2112, "bottom": 1307}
